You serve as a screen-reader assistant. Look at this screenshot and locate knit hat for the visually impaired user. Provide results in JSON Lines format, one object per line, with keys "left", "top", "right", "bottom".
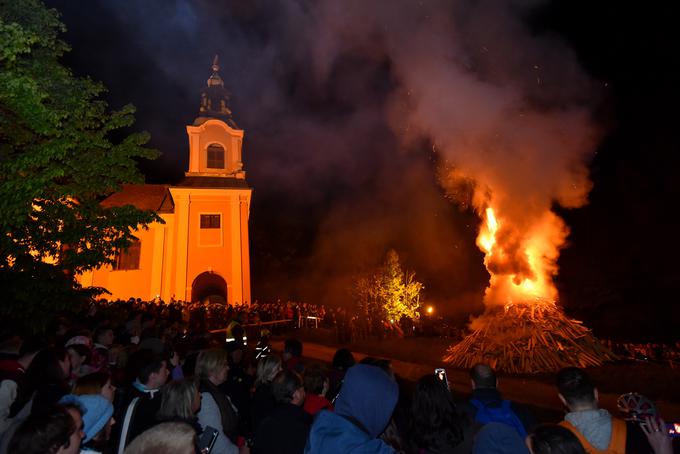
{"left": 60, "top": 394, "right": 114, "bottom": 443}
{"left": 65, "top": 335, "right": 92, "bottom": 348}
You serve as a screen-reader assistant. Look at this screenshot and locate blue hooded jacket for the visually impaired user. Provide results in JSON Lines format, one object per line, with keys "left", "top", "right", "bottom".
{"left": 305, "top": 364, "right": 398, "bottom": 454}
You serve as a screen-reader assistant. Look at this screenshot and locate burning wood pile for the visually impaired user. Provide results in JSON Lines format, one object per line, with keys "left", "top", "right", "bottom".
{"left": 444, "top": 299, "right": 617, "bottom": 374}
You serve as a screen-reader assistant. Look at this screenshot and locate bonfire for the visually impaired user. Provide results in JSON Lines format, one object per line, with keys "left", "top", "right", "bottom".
{"left": 444, "top": 208, "right": 616, "bottom": 374}
{"left": 444, "top": 298, "right": 617, "bottom": 374}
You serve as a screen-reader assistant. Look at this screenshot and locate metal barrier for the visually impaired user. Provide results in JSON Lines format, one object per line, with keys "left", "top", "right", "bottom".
{"left": 209, "top": 319, "right": 293, "bottom": 335}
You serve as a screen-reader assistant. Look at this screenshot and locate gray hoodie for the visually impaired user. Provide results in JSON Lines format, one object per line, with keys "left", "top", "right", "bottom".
{"left": 565, "top": 409, "right": 613, "bottom": 450}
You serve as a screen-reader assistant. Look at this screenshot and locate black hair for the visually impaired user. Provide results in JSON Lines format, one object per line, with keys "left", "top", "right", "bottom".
{"left": 470, "top": 363, "right": 497, "bottom": 389}
{"left": 409, "top": 374, "right": 464, "bottom": 453}
{"left": 529, "top": 424, "right": 587, "bottom": 454}
{"left": 10, "top": 347, "right": 70, "bottom": 417}
{"left": 8, "top": 406, "right": 77, "bottom": 454}
{"left": 303, "top": 364, "right": 327, "bottom": 395}
{"left": 359, "top": 357, "right": 392, "bottom": 375}
{"left": 556, "top": 367, "right": 596, "bottom": 406}
{"left": 271, "top": 369, "right": 303, "bottom": 404}
{"left": 128, "top": 349, "right": 166, "bottom": 385}
{"left": 94, "top": 326, "right": 113, "bottom": 343}
{"left": 332, "top": 348, "right": 356, "bottom": 370}
{"left": 284, "top": 338, "right": 303, "bottom": 358}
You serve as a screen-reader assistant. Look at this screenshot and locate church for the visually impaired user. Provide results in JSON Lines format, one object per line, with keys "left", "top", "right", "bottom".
{"left": 78, "top": 58, "right": 251, "bottom": 305}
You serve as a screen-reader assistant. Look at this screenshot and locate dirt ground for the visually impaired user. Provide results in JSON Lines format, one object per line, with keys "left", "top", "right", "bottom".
{"left": 273, "top": 328, "right": 680, "bottom": 421}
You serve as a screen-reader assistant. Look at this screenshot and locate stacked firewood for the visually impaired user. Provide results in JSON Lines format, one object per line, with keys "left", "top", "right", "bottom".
{"left": 444, "top": 300, "right": 617, "bottom": 374}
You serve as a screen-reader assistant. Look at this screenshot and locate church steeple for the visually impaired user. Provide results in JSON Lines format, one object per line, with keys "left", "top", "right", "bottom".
{"left": 196, "top": 55, "right": 237, "bottom": 128}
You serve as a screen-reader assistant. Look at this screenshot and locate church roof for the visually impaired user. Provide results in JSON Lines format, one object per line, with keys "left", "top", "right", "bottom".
{"left": 177, "top": 176, "right": 251, "bottom": 189}
{"left": 102, "top": 184, "right": 174, "bottom": 213}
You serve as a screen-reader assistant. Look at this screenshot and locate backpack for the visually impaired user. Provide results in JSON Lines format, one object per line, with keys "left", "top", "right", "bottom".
{"left": 470, "top": 398, "right": 527, "bottom": 438}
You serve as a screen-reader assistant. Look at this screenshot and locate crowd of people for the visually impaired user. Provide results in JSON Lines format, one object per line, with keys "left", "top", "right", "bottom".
{"left": 0, "top": 298, "right": 676, "bottom": 454}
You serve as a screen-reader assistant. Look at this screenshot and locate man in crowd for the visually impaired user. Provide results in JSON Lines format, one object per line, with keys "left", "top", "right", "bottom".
{"left": 8, "top": 404, "right": 83, "bottom": 454}
{"left": 556, "top": 366, "right": 650, "bottom": 454}
{"left": 459, "top": 363, "right": 534, "bottom": 438}
{"left": 253, "top": 369, "right": 311, "bottom": 454}
{"left": 0, "top": 336, "right": 44, "bottom": 433}
{"left": 116, "top": 349, "right": 169, "bottom": 453}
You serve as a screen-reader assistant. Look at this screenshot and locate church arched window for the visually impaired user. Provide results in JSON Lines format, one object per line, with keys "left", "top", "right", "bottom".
{"left": 207, "top": 143, "right": 225, "bottom": 169}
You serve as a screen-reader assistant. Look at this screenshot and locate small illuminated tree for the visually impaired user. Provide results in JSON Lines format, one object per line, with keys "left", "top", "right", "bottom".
{"left": 379, "top": 249, "right": 423, "bottom": 322}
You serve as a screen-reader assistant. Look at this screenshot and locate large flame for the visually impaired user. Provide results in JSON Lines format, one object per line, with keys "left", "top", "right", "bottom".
{"left": 477, "top": 206, "right": 568, "bottom": 306}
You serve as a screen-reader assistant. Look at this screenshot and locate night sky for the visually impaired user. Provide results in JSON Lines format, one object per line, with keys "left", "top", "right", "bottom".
{"left": 44, "top": 0, "right": 679, "bottom": 341}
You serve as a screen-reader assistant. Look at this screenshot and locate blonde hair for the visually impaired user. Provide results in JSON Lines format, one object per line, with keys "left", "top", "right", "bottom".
{"left": 256, "top": 355, "right": 282, "bottom": 386}
{"left": 157, "top": 379, "right": 198, "bottom": 421}
{"left": 123, "top": 422, "right": 196, "bottom": 454}
{"left": 195, "top": 349, "right": 229, "bottom": 379}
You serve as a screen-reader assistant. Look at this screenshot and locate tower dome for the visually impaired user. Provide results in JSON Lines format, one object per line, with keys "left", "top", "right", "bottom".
{"left": 196, "top": 55, "right": 237, "bottom": 128}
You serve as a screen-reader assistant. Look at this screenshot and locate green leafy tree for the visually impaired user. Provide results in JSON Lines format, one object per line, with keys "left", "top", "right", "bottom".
{"left": 380, "top": 249, "right": 423, "bottom": 322}
{"left": 353, "top": 249, "right": 424, "bottom": 332}
{"left": 0, "top": 0, "right": 160, "bottom": 331}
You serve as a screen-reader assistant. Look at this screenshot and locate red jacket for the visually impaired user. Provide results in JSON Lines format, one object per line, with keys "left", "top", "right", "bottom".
{"left": 303, "top": 393, "right": 333, "bottom": 416}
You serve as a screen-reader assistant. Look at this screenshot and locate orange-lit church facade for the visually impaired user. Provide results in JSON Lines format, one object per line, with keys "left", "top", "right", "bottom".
{"left": 78, "top": 59, "right": 251, "bottom": 304}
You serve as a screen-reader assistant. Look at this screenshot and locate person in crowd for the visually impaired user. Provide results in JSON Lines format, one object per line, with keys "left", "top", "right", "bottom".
{"left": 302, "top": 364, "right": 333, "bottom": 416}
{"left": 67, "top": 344, "right": 95, "bottom": 381}
{"left": 251, "top": 355, "right": 282, "bottom": 432}
{"left": 327, "top": 348, "right": 355, "bottom": 403}
{"left": 458, "top": 363, "right": 534, "bottom": 438}
{"left": 59, "top": 394, "right": 115, "bottom": 454}
{"left": 556, "top": 367, "right": 651, "bottom": 454}
{"left": 473, "top": 422, "right": 531, "bottom": 454}
{"left": 157, "top": 378, "right": 202, "bottom": 434}
{"left": 252, "top": 369, "right": 311, "bottom": 454}
{"left": 123, "top": 422, "right": 197, "bottom": 454}
{"left": 639, "top": 416, "right": 673, "bottom": 454}
{"left": 220, "top": 342, "right": 253, "bottom": 432}
{"left": 9, "top": 347, "right": 71, "bottom": 418}
{"left": 305, "top": 364, "right": 398, "bottom": 453}
{"left": 116, "top": 349, "right": 170, "bottom": 453}
{"left": 0, "top": 336, "right": 44, "bottom": 433}
{"left": 282, "top": 338, "right": 304, "bottom": 373}
{"left": 409, "top": 373, "right": 472, "bottom": 454}
{"left": 7, "top": 405, "right": 83, "bottom": 454}
{"left": 526, "top": 424, "right": 586, "bottom": 454}
{"left": 73, "top": 371, "right": 116, "bottom": 403}
{"left": 195, "top": 349, "right": 240, "bottom": 454}
{"left": 92, "top": 327, "right": 114, "bottom": 371}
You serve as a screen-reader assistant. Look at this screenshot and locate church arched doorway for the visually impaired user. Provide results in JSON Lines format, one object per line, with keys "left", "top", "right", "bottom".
{"left": 191, "top": 271, "right": 227, "bottom": 304}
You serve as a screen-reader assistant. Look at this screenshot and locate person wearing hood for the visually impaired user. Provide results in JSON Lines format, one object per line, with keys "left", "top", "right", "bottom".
{"left": 304, "top": 364, "right": 398, "bottom": 454}
{"left": 556, "top": 367, "right": 650, "bottom": 454}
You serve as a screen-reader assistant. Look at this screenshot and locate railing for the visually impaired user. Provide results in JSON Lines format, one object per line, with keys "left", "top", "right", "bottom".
{"left": 208, "top": 319, "right": 293, "bottom": 334}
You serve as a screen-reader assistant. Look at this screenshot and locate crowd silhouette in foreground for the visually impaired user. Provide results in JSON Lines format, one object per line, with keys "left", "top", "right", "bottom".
{"left": 0, "top": 298, "right": 676, "bottom": 454}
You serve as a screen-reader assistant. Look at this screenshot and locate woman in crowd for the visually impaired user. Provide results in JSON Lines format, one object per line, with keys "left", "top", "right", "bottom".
{"left": 409, "top": 373, "right": 472, "bottom": 454}
{"left": 66, "top": 344, "right": 95, "bottom": 381}
{"left": 73, "top": 372, "right": 116, "bottom": 403}
{"left": 156, "top": 378, "right": 202, "bottom": 434}
{"left": 195, "top": 349, "right": 240, "bottom": 454}
{"left": 10, "top": 347, "right": 71, "bottom": 418}
{"left": 250, "top": 355, "right": 281, "bottom": 432}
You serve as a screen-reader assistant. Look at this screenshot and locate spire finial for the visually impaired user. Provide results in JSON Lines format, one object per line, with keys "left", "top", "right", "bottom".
{"left": 212, "top": 54, "right": 219, "bottom": 73}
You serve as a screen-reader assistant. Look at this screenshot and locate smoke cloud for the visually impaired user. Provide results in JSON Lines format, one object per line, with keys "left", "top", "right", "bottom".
{"left": 54, "top": 0, "right": 601, "bottom": 310}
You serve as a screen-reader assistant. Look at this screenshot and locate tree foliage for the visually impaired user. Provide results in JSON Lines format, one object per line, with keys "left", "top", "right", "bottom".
{"left": 354, "top": 249, "right": 424, "bottom": 325}
{"left": 0, "top": 0, "right": 159, "bottom": 330}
